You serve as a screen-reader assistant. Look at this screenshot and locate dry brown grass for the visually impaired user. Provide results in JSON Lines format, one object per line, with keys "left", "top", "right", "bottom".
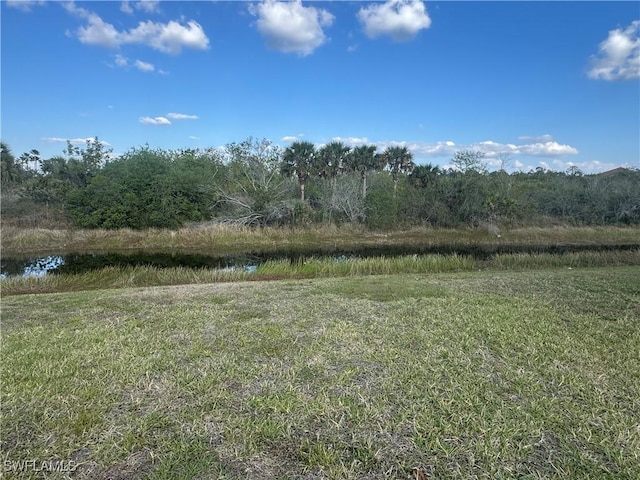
{"left": 3, "top": 224, "right": 639, "bottom": 256}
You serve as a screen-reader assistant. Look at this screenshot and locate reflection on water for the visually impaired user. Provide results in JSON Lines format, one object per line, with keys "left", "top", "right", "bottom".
{"left": 1, "top": 255, "right": 65, "bottom": 279}
{"left": 1, "top": 243, "right": 637, "bottom": 279}
{"left": 0, "top": 252, "right": 259, "bottom": 279}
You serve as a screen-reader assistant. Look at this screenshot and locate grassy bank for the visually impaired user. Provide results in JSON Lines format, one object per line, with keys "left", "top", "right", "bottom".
{"left": 2, "top": 224, "right": 640, "bottom": 256}
{"left": 2, "top": 267, "right": 639, "bottom": 479}
{"left": 3, "top": 249, "right": 640, "bottom": 296}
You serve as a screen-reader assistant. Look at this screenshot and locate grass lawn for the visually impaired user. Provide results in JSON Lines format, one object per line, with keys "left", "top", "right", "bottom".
{"left": 1, "top": 267, "right": 639, "bottom": 479}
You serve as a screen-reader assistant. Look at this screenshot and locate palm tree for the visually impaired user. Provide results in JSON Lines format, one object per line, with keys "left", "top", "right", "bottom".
{"left": 281, "top": 141, "right": 316, "bottom": 202}
{"left": 317, "top": 141, "right": 351, "bottom": 198}
{"left": 344, "top": 144, "right": 381, "bottom": 198}
{"left": 1, "top": 142, "right": 22, "bottom": 186}
{"left": 383, "top": 146, "right": 415, "bottom": 194}
{"left": 409, "top": 163, "right": 441, "bottom": 189}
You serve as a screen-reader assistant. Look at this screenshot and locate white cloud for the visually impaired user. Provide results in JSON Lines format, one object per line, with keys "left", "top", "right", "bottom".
{"left": 358, "top": 0, "right": 431, "bottom": 42}
{"left": 188, "top": 135, "right": 200, "bottom": 140}
{"left": 65, "top": 3, "right": 209, "bottom": 54}
{"left": 134, "top": 59, "right": 155, "bottom": 72}
{"left": 328, "top": 136, "right": 578, "bottom": 161}
{"left": 518, "top": 141, "right": 578, "bottom": 157}
{"left": 121, "top": 1, "right": 160, "bottom": 14}
{"left": 167, "top": 112, "right": 199, "bottom": 120}
{"left": 477, "top": 140, "right": 518, "bottom": 155}
{"left": 409, "top": 139, "right": 577, "bottom": 158}
{"left": 139, "top": 113, "right": 197, "bottom": 124}
{"left": 121, "top": 20, "right": 209, "bottom": 54}
{"left": 446, "top": 156, "right": 597, "bottom": 173}
{"left": 76, "top": 12, "right": 122, "bottom": 49}
{"left": 546, "top": 159, "right": 631, "bottom": 174}
{"left": 282, "top": 133, "right": 306, "bottom": 142}
{"left": 517, "top": 134, "right": 554, "bottom": 143}
{"left": 136, "top": 1, "right": 160, "bottom": 14}
{"left": 410, "top": 140, "right": 459, "bottom": 156}
{"left": 62, "top": 2, "right": 85, "bottom": 16}
{"left": 114, "top": 54, "right": 128, "bottom": 67}
{"left": 249, "top": 0, "right": 334, "bottom": 56}
{"left": 6, "top": 0, "right": 45, "bottom": 12}
{"left": 112, "top": 54, "right": 158, "bottom": 73}
{"left": 120, "top": 1, "right": 134, "bottom": 14}
{"left": 588, "top": 20, "right": 640, "bottom": 80}
{"left": 139, "top": 116, "right": 171, "bottom": 125}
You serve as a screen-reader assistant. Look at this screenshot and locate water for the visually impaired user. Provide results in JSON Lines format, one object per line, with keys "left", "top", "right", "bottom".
{"left": 1, "top": 255, "right": 66, "bottom": 279}
{"left": 0, "top": 249, "right": 359, "bottom": 278}
{"left": 1, "top": 243, "right": 637, "bottom": 279}
{"left": 1, "top": 251, "right": 261, "bottom": 279}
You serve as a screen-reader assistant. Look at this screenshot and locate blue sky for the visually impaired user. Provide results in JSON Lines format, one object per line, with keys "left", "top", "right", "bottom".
{"left": 1, "top": 0, "right": 639, "bottom": 173}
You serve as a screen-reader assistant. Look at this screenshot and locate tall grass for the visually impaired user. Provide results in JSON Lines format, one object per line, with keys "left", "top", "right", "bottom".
{"left": 0, "top": 266, "right": 250, "bottom": 296}
{"left": 488, "top": 249, "right": 640, "bottom": 269}
{"left": 256, "top": 254, "right": 474, "bottom": 277}
{"left": 3, "top": 223, "right": 639, "bottom": 256}
{"left": 3, "top": 249, "right": 638, "bottom": 296}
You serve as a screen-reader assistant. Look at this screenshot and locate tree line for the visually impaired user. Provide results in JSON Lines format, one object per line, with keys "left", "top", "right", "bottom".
{"left": 1, "top": 138, "right": 639, "bottom": 229}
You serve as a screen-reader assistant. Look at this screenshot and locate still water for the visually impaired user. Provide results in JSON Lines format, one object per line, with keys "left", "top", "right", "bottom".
{"left": 1, "top": 243, "right": 636, "bottom": 279}
{"left": 0, "top": 252, "right": 261, "bottom": 279}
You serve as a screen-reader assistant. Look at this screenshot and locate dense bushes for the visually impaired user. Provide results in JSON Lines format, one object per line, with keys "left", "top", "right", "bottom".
{"left": 66, "top": 147, "right": 221, "bottom": 229}
{"left": 2, "top": 138, "right": 639, "bottom": 229}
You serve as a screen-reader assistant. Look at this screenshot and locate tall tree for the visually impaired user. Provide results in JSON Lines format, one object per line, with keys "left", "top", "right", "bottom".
{"left": 18, "top": 149, "right": 41, "bottom": 173}
{"left": 383, "top": 146, "right": 415, "bottom": 194}
{"left": 1, "top": 142, "right": 25, "bottom": 186}
{"left": 451, "top": 150, "right": 487, "bottom": 174}
{"left": 281, "top": 141, "right": 316, "bottom": 202}
{"left": 317, "top": 141, "right": 351, "bottom": 198}
{"left": 62, "top": 137, "right": 113, "bottom": 187}
{"left": 221, "top": 137, "right": 291, "bottom": 225}
{"left": 344, "top": 144, "right": 381, "bottom": 198}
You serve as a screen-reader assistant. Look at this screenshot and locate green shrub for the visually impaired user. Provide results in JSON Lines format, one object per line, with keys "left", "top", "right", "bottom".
{"left": 66, "top": 147, "right": 221, "bottom": 229}
{"left": 365, "top": 176, "right": 398, "bottom": 229}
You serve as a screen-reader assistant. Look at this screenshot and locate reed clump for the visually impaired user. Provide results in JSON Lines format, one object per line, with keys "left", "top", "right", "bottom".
{"left": 4, "top": 249, "right": 638, "bottom": 296}
{"left": 255, "top": 254, "right": 475, "bottom": 277}
{"left": 487, "top": 249, "right": 640, "bottom": 269}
